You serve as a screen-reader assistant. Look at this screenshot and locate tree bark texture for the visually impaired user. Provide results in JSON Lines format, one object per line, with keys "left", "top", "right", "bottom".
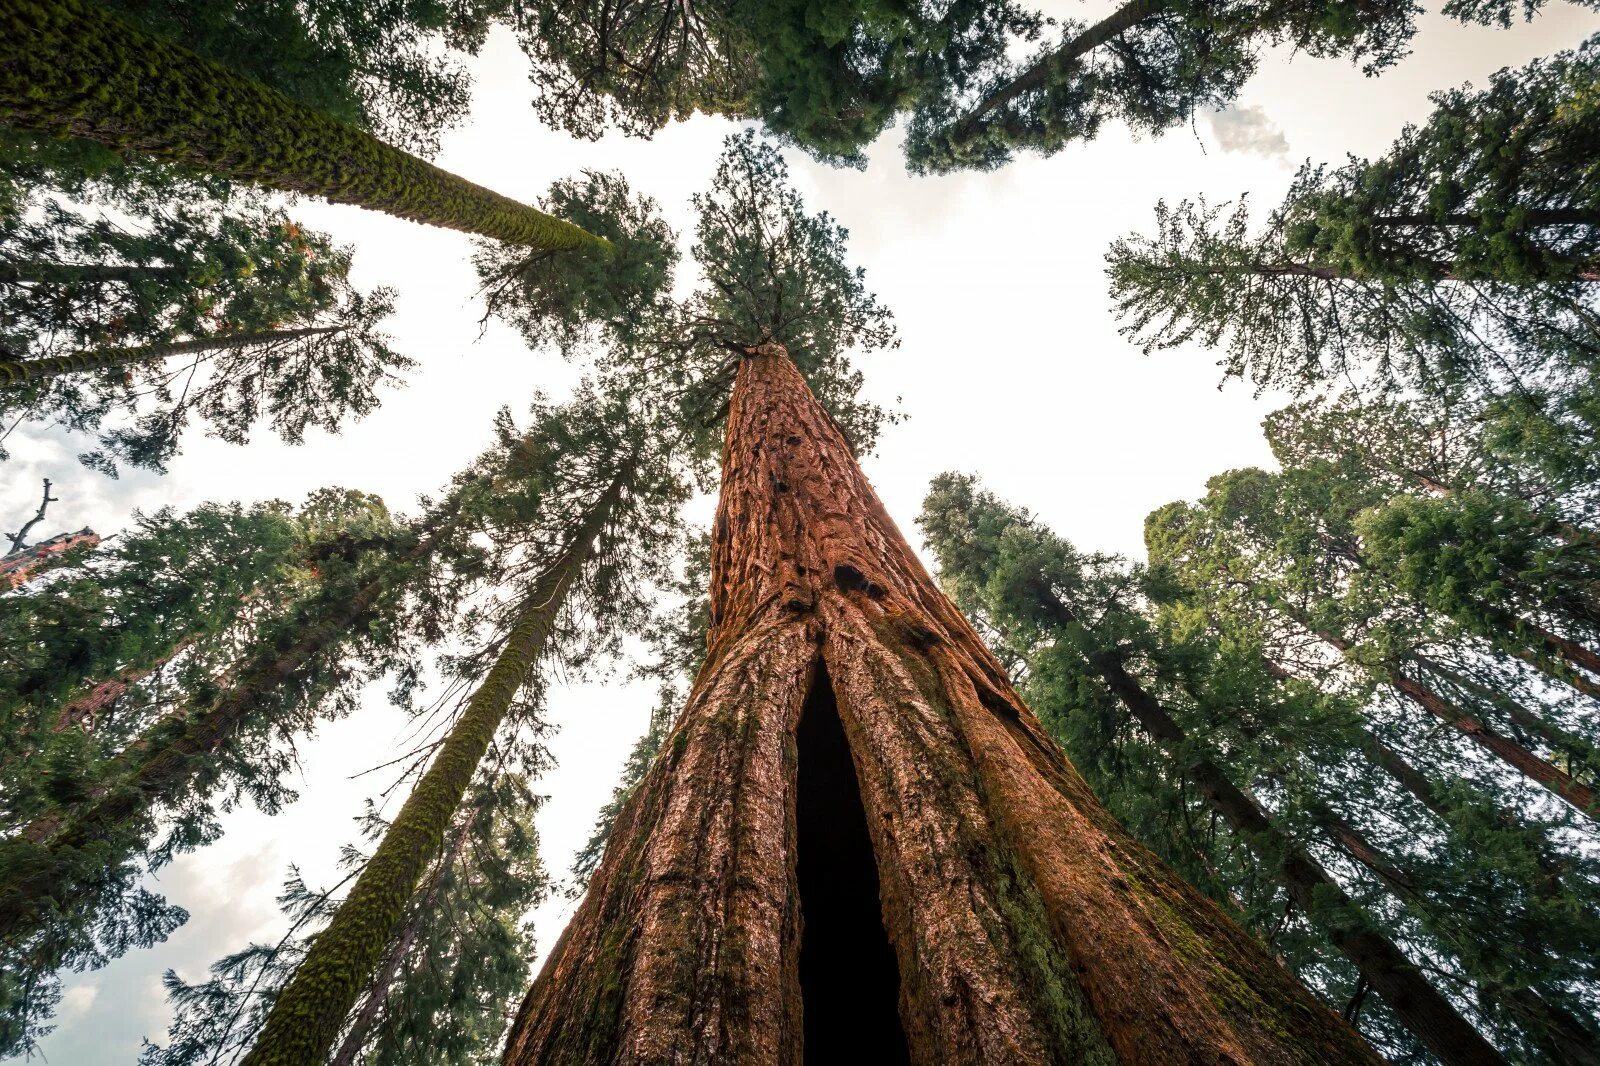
{"left": 0, "top": 0, "right": 605, "bottom": 252}
{"left": 501, "top": 346, "right": 1378, "bottom": 1065}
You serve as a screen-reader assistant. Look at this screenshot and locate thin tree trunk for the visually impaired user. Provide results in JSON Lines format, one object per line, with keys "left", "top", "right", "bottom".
{"left": 326, "top": 801, "right": 483, "bottom": 1066}
{"left": 240, "top": 481, "right": 620, "bottom": 1066}
{"left": 52, "top": 631, "right": 201, "bottom": 733}
{"left": 1024, "top": 588, "right": 1501, "bottom": 1063}
{"left": 0, "top": 326, "right": 344, "bottom": 388}
{"left": 0, "top": 260, "right": 181, "bottom": 286}
{"left": 1309, "top": 804, "right": 1600, "bottom": 1066}
{"left": 1297, "top": 624, "right": 1596, "bottom": 820}
{"left": 5, "top": 478, "right": 56, "bottom": 553}
{"left": 0, "top": 0, "right": 605, "bottom": 251}
{"left": 1516, "top": 617, "right": 1600, "bottom": 690}
{"left": 1409, "top": 652, "right": 1600, "bottom": 764}
{"left": 501, "top": 345, "right": 1378, "bottom": 1064}
{"left": 947, "top": 0, "right": 1165, "bottom": 145}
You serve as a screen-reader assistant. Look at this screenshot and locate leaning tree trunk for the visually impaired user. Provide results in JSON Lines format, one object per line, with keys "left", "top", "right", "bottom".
{"left": 0, "top": 0, "right": 603, "bottom": 251}
{"left": 0, "top": 327, "right": 343, "bottom": 388}
{"left": 501, "top": 344, "right": 1379, "bottom": 1064}
{"left": 241, "top": 480, "right": 620, "bottom": 1065}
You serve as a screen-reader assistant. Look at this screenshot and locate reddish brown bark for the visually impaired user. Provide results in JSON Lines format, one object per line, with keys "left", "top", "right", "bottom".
{"left": 1307, "top": 628, "right": 1596, "bottom": 821}
{"left": 502, "top": 346, "right": 1379, "bottom": 1064}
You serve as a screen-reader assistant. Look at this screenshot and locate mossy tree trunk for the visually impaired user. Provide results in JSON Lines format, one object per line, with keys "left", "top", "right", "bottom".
{"left": 0, "top": 0, "right": 605, "bottom": 251}
{"left": 500, "top": 345, "right": 1380, "bottom": 1064}
{"left": 0, "top": 327, "right": 344, "bottom": 388}
{"left": 239, "top": 480, "right": 621, "bottom": 1066}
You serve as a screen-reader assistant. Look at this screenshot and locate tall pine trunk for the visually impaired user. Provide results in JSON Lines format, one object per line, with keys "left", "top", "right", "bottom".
{"left": 944, "top": 0, "right": 1164, "bottom": 147}
{"left": 239, "top": 479, "right": 621, "bottom": 1065}
{"left": 0, "top": 0, "right": 603, "bottom": 251}
{"left": 501, "top": 345, "right": 1377, "bottom": 1064}
{"left": 0, "top": 327, "right": 343, "bottom": 387}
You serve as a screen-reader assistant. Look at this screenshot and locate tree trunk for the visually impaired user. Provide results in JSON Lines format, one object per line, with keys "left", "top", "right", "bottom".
{"left": 240, "top": 481, "right": 620, "bottom": 1066}
{"left": 501, "top": 345, "right": 1378, "bottom": 1065}
{"left": 0, "top": 326, "right": 344, "bottom": 388}
{"left": 1299, "top": 625, "right": 1596, "bottom": 820}
{"left": 0, "top": 0, "right": 605, "bottom": 251}
{"left": 1308, "top": 804, "right": 1600, "bottom": 1066}
{"left": 52, "top": 631, "right": 201, "bottom": 733}
{"left": 0, "top": 260, "right": 182, "bottom": 286}
{"left": 327, "top": 800, "right": 483, "bottom": 1066}
{"left": 945, "top": 0, "right": 1166, "bottom": 147}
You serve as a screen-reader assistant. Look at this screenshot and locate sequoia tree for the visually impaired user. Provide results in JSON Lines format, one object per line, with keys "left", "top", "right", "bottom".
{"left": 1107, "top": 35, "right": 1600, "bottom": 393}
{"left": 498, "top": 342, "right": 1376, "bottom": 1063}
{"left": 0, "top": 0, "right": 602, "bottom": 250}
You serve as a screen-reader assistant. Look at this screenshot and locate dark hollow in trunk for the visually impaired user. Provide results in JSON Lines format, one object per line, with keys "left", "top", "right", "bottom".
{"left": 795, "top": 662, "right": 910, "bottom": 1066}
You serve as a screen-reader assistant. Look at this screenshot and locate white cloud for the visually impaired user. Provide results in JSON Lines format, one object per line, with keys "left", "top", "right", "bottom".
{"left": 59, "top": 983, "right": 98, "bottom": 1022}
{"left": 1205, "top": 104, "right": 1289, "bottom": 159}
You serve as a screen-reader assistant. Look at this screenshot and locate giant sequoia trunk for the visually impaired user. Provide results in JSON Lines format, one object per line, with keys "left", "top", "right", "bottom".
{"left": 501, "top": 345, "right": 1377, "bottom": 1064}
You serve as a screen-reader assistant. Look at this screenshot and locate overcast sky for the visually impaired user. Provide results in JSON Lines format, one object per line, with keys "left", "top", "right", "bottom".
{"left": 17, "top": 3, "right": 1600, "bottom": 1060}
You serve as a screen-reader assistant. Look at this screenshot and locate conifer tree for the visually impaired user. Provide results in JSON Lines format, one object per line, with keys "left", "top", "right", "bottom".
{"left": 1107, "top": 35, "right": 1600, "bottom": 393}
{"left": 0, "top": 488, "right": 453, "bottom": 1056}
{"left": 0, "top": 0, "right": 603, "bottom": 249}
{"left": 237, "top": 385, "right": 687, "bottom": 1065}
{"left": 917, "top": 472, "right": 1600, "bottom": 1063}
{"left": 142, "top": 769, "right": 551, "bottom": 1066}
{"left": 905, "top": 0, "right": 1419, "bottom": 172}
{"left": 1, "top": 187, "right": 407, "bottom": 470}
{"left": 511, "top": 0, "right": 1040, "bottom": 165}
{"left": 470, "top": 129, "right": 1374, "bottom": 1062}
{"left": 1144, "top": 463, "right": 1600, "bottom": 1061}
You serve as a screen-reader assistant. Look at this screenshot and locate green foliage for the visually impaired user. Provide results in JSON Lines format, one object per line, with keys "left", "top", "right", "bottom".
{"left": 1143, "top": 448, "right": 1600, "bottom": 1061}
{"left": 0, "top": 183, "right": 410, "bottom": 472}
{"left": 906, "top": 0, "right": 1419, "bottom": 173}
{"left": 0, "top": 489, "right": 416, "bottom": 1058}
{"left": 925, "top": 466, "right": 1600, "bottom": 1061}
{"left": 511, "top": 0, "right": 1037, "bottom": 167}
{"left": 142, "top": 771, "right": 550, "bottom": 1066}
{"left": 0, "top": 0, "right": 604, "bottom": 248}
{"left": 477, "top": 132, "right": 898, "bottom": 463}
{"left": 1108, "top": 35, "right": 1600, "bottom": 393}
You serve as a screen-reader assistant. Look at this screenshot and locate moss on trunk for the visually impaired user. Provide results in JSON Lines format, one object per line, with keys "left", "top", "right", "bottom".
{"left": 240, "top": 484, "right": 619, "bottom": 1065}
{"left": 0, "top": 0, "right": 606, "bottom": 251}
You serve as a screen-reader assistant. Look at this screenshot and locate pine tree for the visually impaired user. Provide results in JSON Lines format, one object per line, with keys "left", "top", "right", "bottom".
{"left": 510, "top": 0, "right": 1039, "bottom": 166}
{"left": 1145, "top": 465, "right": 1600, "bottom": 1062}
{"left": 1107, "top": 35, "right": 1600, "bottom": 393}
{"left": 917, "top": 472, "right": 1563, "bottom": 1063}
{"left": 142, "top": 768, "right": 551, "bottom": 1066}
{"left": 905, "top": 0, "right": 1419, "bottom": 172}
{"left": 237, "top": 385, "right": 688, "bottom": 1064}
{"left": 0, "top": 488, "right": 444, "bottom": 1056}
{"left": 0, "top": 0, "right": 604, "bottom": 249}
{"left": 1, "top": 187, "right": 409, "bottom": 471}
